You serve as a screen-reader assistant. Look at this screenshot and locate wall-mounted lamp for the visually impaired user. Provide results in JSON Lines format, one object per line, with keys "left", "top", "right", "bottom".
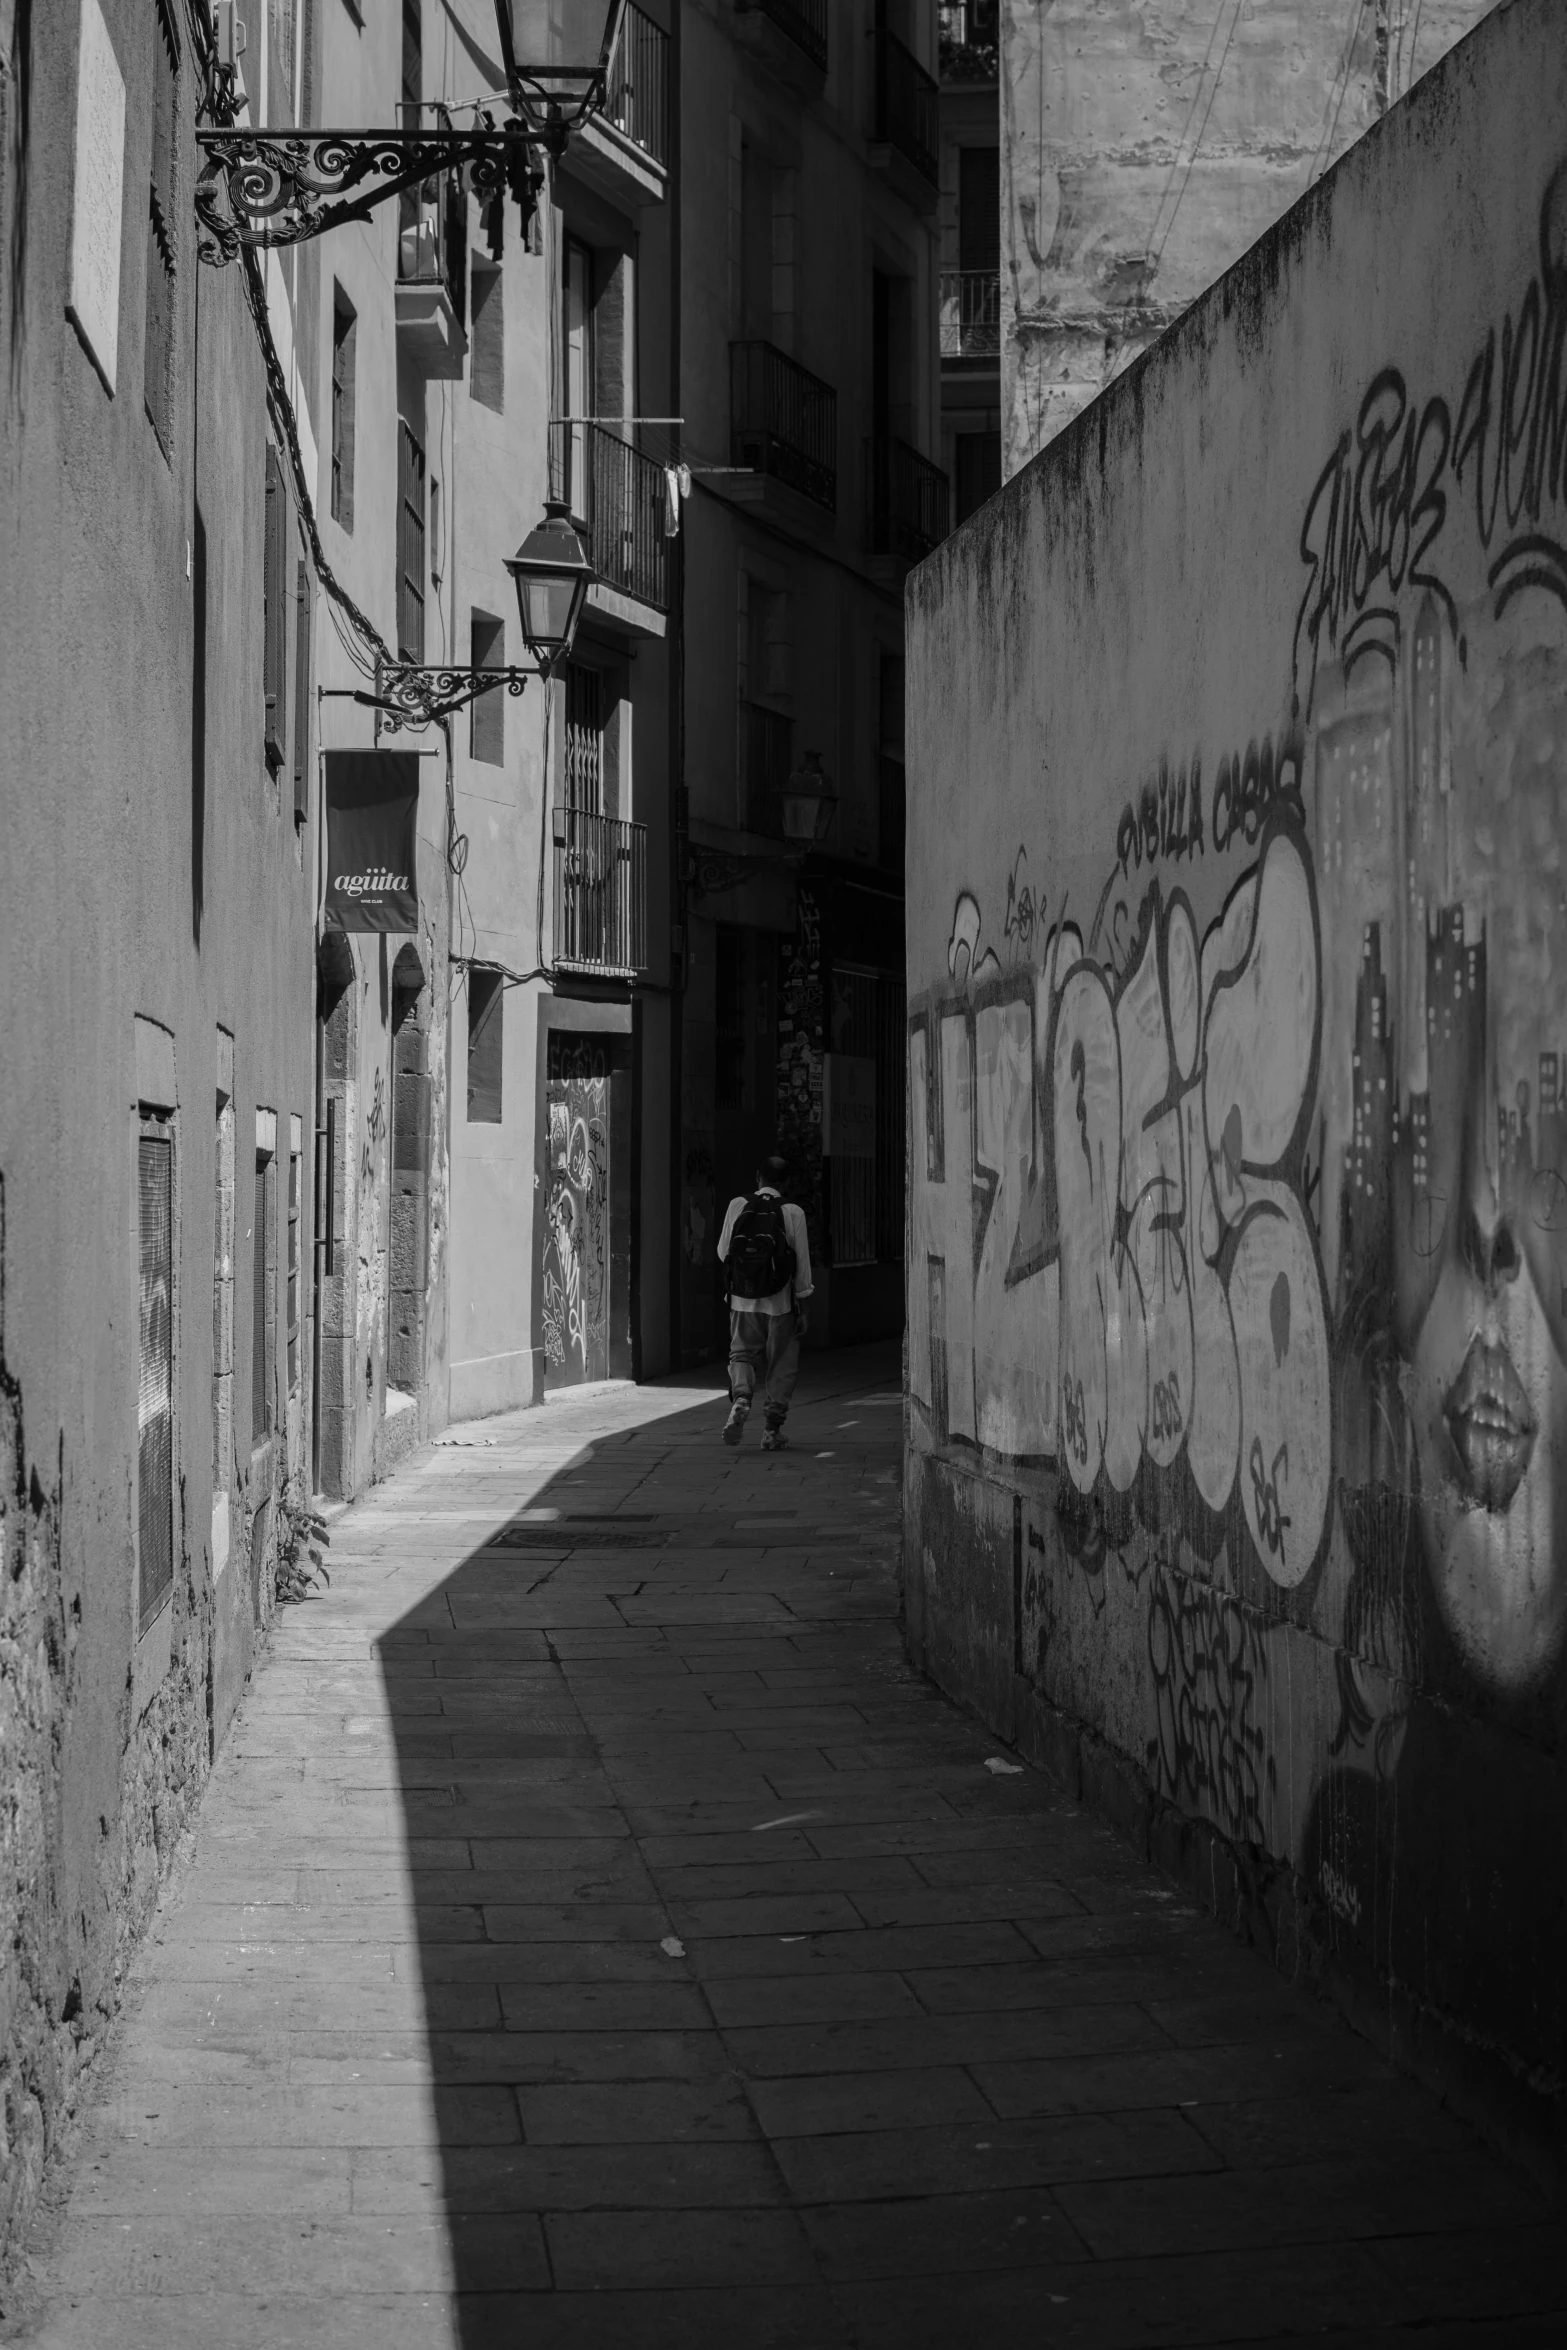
{"left": 686, "top": 752, "right": 838, "bottom": 896}
{"left": 504, "top": 500, "right": 594, "bottom": 678}
{"left": 780, "top": 750, "right": 838, "bottom": 847}
{"left": 194, "top": 0, "right": 626, "bottom": 264}
{"left": 367, "top": 501, "right": 594, "bottom": 732}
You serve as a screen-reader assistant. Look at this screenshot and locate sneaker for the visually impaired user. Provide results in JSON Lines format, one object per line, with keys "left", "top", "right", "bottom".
{"left": 761, "top": 1427, "right": 788, "bottom": 1451}
{"left": 723, "top": 1405, "right": 748, "bottom": 1446}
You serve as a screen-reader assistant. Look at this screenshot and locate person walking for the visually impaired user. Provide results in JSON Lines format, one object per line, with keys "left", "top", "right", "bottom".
{"left": 717, "top": 1155, "right": 813, "bottom": 1449}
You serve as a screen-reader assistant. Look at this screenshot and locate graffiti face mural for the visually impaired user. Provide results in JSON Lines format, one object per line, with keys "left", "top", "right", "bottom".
{"left": 543, "top": 1043, "right": 610, "bottom": 1388}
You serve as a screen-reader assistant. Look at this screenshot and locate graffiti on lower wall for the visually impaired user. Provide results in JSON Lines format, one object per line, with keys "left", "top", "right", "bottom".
{"left": 911, "top": 158, "right": 1567, "bottom": 2055}
{"left": 543, "top": 1049, "right": 609, "bottom": 1388}
{"left": 913, "top": 788, "right": 1334, "bottom": 1600}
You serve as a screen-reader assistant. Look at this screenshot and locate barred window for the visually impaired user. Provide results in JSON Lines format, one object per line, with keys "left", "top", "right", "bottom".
{"left": 252, "top": 1146, "right": 277, "bottom": 1442}
{"left": 144, "top": 0, "right": 180, "bottom": 455}
{"left": 138, "top": 1129, "right": 175, "bottom": 1632}
{"left": 397, "top": 418, "right": 426, "bottom": 662}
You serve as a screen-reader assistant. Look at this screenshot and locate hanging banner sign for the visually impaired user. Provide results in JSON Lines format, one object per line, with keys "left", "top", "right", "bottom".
{"left": 323, "top": 751, "right": 420, "bottom": 933}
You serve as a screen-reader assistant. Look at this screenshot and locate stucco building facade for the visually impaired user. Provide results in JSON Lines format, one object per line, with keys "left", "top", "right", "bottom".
{"left": 673, "top": 0, "right": 941, "bottom": 1360}
{"left": 0, "top": 0, "right": 318, "bottom": 2254}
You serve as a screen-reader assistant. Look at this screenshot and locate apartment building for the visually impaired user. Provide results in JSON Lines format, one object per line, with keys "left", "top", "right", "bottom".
{"left": 0, "top": 0, "right": 318, "bottom": 2253}
{"left": 938, "top": 0, "right": 999, "bottom": 524}
{"left": 675, "top": 0, "right": 943, "bottom": 1357}
{"left": 308, "top": 0, "right": 675, "bottom": 1445}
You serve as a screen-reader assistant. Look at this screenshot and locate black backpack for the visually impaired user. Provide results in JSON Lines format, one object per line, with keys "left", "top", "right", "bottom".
{"left": 726, "top": 1192, "right": 794, "bottom": 1300}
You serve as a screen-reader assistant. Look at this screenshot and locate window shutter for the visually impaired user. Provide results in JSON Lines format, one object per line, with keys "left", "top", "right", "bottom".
{"left": 471, "top": 263, "right": 503, "bottom": 413}
{"left": 466, "top": 970, "right": 504, "bottom": 1123}
{"left": 264, "top": 446, "right": 288, "bottom": 771}
{"left": 470, "top": 610, "right": 505, "bottom": 766}
{"left": 397, "top": 420, "right": 426, "bottom": 662}
{"left": 293, "top": 558, "right": 314, "bottom": 823}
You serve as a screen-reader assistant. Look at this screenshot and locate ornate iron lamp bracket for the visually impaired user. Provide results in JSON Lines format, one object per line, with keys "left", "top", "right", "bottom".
{"left": 373, "top": 661, "right": 535, "bottom": 735}
{"left": 686, "top": 844, "right": 803, "bottom": 897}
{"left": 194, "top": 122, "right": 538, "bottom": 266}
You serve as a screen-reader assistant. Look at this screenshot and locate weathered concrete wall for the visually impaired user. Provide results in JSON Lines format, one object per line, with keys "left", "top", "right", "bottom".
{"left": 908, "top": 0, "right": 1567, "bottom": 2159}
{"left": 1001, "top": 0, "right": 1500, "bottom": 478}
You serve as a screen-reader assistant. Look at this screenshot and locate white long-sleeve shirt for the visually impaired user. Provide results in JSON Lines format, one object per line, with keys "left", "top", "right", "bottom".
{"left": 716, "top": 1188, "right": 814, "bottom": 1315}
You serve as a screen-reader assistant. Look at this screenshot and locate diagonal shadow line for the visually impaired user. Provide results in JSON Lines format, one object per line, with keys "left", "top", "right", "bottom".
{"left": 379, "top": 1342, "right": 907, "bottom": 2344}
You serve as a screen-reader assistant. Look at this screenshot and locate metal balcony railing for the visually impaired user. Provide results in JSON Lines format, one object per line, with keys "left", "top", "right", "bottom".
{"left": 938, "top": 0, "right": 998, "bottom": 76}
{"left": 867, "top": 436, "right": 950, "bottom": 562}
{"left": 873, "top": 29, "right": 939, "bottom": 186}
{"left": 736, "top": 0, "right": 828, "bottom": 72}
{"left": 554, "top": 809, "right": 649, "bottom": 975}
{"left": 549, "top": 421, "right": 670, "bottom": 612}
{"left": 939, "top": 268, "right": 1001, "bottom": 359}
{"left": 604, "top": 3, "right": 670, "bottom": 167}
{"left": 742, "top": 701, "right": 794, "bottom": 835}
{"left": 730, "top": 341, "right": 837, "bottom": 511}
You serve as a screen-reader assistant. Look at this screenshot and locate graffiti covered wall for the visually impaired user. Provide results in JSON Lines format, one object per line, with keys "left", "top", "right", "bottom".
{"left": 906, "top": 0, "right": 1566, "bottom": 2146}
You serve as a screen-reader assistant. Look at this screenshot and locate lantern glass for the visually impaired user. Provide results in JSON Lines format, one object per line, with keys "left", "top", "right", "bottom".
{"left": 505, "top": 500, "right": 593, "bottom": 675}
{"left": 780, "top": 750, "right": 837, "bottom": 846}
{"left": 503, "top": 0, "right": 624, "bottom": 69}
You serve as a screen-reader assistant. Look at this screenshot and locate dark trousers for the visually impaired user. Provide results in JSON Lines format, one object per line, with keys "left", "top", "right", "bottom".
{"left": 728, "top": 1310, "right": 800, "bottom": 1427}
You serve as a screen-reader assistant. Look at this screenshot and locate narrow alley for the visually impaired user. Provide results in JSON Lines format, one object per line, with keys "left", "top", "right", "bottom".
{"left": 12, "top": 1350, "right": 1558, "bottom": 2349}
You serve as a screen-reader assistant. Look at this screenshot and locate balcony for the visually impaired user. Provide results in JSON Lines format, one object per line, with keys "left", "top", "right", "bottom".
{"left": 394, "top": 145, "right": 467, "bottom": 379}
{"left": 871, "top": 30, "right": 939, "bottom": 200}
{"left": 742, "top": 701, "right": 794, "bottom": 835}
{"left": 570, "top": 3, "right": 670, "bottom": 207}
{"left": 737, "top": 0, "right": 827, "bottom": 71}
{"left": 730, "top": 341, "right": 837, "bottom": 512}
{"left": 549, "top": 422, "right": 669, "bottom": 621}
{"left": 554, "top": 809, "right": 648, "bottom": 977}
{"left": 605, "top": 4, "right": 670, "bottom": 164}
{"left": 938, "top": 0, "right": 998, "bottom": 82}
{"left": 867, "top": 436, "right": 950, "bottom": 563}
{"left": 940, "top": 268, "right": 1001, "bottom": 360}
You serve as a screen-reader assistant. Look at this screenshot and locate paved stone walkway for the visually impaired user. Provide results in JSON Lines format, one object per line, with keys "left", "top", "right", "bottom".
{"left": 13, "top": 1347, "right": 1560, "bottom": 2347}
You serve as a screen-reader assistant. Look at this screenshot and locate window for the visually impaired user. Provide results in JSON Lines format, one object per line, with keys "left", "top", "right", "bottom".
{"left": 471, "top": 261, "right": 504, "bottom": 413}
{"left": 138, "top": 1126, "right": 175, "bottom": 1632}
{"left": 470, "top": 610, "right": 506, "bottom": 766}
{"left": 252, "top": 1141, "right": 276, "bottom": 1442}
{"left": 144, "top": 0, "right": 180, "bottom": 454}
{"left": 397, "top": 418, "right": 426, "bottom": 661}
{"left": 467, "top": 969, "right": 504, "bottom": 1123}
{"left": 211, "top": 1078, "right": 234, "bottom": 1502}
{"left": 269, "top": 0, "right": 298, "bottom": 122}
{"left": 330, "top": 287, "right": 356, "bottom": 529}
{"left": 561, "top": 238, "right": 594, "bottom": 515}
{"left": 287, "top": 1137, "right": 301, "bottom": 1395}
{"left": 958, "top": 146, "right": 1000, "bottom": 277}
{"left": 954, "top": 430, "right": 1001, "bottom": 527}
{"left": 564, "top": 664, "right": 603, "bottom": 813}
{"left": 878, "top": 650, "right": 906, "bottom": 870}
{"left": 263, "top": 444, "right": 289, "bottom": 773}
{"left": 716, "top": 925, "right": 745, "bottom": 1114}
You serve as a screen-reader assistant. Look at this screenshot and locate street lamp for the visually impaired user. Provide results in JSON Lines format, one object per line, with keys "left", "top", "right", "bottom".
{"left": 497, "top": 0, "right": 629, "bottom": 153}
{"left": 194, "top": 0, "right": 628, "bottom": 263}
{"left": 505, "top": 501, "right": 594, "bottom": 677}
{"left": 780, "top": 750, "right": 838, "bottom": 847}
{"left": 361, "top": 500, "right": 593, "bottom": 730}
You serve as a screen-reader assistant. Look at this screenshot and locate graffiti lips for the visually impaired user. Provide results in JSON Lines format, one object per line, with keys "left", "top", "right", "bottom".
{"left": 1443, "top": 1336, "right": 1538, "bottom": 1513}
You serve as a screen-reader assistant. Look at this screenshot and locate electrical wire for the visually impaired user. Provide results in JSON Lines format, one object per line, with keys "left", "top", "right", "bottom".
{"left": 1305, "top": 0, "right": 1370, "bottom": 191}
{"left": 1146, "top": 0, "right": 1243, "bottom": 270}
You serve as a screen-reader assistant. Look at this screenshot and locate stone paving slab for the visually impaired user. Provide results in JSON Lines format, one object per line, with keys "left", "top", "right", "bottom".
{"left": 9, "top": 1345, "right": 1560, "bottom": 2348}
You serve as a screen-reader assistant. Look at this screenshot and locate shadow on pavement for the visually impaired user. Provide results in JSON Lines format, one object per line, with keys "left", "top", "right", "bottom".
{"left": 379, "top": 1342, "right": 1561, "bottom": 2350}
